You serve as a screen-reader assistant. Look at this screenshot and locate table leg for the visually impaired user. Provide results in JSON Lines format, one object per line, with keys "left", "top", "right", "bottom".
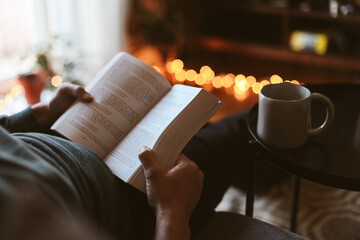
{"left": 245, "top": 139, "right": 258, "bottom": 217}
{"left": 290, "top": 176, "right": 301, "bottom": 232}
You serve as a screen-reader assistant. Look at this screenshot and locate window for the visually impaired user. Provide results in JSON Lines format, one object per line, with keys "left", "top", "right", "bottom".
{"left": 0, "top": 0, "right": 36, "bottom": 81}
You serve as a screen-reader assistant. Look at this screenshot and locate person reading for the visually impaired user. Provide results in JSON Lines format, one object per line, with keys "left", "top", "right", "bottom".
{"left": 0, "top": 83, "right": 253, "bottom": 239}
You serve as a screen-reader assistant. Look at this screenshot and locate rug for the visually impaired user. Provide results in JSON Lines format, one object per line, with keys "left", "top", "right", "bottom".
{"left": 216, "top": 179, "right": 360, "bottom": 240}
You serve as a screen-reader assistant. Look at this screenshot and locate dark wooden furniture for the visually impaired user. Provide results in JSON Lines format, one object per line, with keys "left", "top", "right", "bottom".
{"left": 188, "top": 0, "right": 360, "bottom": 76}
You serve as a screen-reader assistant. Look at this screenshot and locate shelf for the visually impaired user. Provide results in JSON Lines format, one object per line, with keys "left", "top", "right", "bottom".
{"left": 228, "top": 3, "right": 287, "bottom": 16}
{"left": 210, "top": 2, "right": 360, "bottom": 24}
{"left": 289, "top": 10, "right": 360, "bottom": 24}
{"left": 194, "top": 36, "right": 360, "bottom": 72}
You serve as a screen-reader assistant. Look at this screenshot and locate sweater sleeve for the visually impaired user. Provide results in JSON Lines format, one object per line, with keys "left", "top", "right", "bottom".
{"left": 0, "top": 108, "right": 43, "bottom": 133}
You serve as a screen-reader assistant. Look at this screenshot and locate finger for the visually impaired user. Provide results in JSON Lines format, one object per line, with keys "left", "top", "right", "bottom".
{"left": 77, "top": 88, "right": 93, "bottom": 102}
{"left": 173, "top": 154, "right": 202, "bottom": 175}
{"left": 59, "top": 83, "right": 93, "bottom": 102}
{"left": 138, "top": 146, "right": 162, "bottom": 174}
{"left": 175, "top": 154, "right": 193, "bottom": 165}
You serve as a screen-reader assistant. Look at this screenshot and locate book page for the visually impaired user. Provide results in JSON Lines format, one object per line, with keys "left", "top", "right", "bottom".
{"left": 129, "top": 86, "right": 223, "bottom": 191}
{"left": 105, "top": 85, "right": 204, "bottom": 181}
{"left": 51, "top": 52, "right": 171, "bottom": 158}
{"left": 105, "top": 85, "right": 223, "bottom": 191}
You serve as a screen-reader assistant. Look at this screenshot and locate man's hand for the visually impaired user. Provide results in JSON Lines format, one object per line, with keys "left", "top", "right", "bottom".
{"left": 31, "top": 83, "right": 93, "bottom": 128}
{"left": 138, "top": 146, "right": 204, "bottom": 240}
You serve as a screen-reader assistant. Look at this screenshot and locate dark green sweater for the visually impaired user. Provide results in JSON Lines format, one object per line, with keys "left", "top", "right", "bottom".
{"left": 0, "top": 108, "right": 129, "bottom": 238}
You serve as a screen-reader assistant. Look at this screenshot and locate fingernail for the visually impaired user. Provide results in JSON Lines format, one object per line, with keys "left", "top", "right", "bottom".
{"left": 83, "top": 93, "right": 93, "bottom": 100}
{"left": 140, "top": 146, "right": 151, "bottom": 153}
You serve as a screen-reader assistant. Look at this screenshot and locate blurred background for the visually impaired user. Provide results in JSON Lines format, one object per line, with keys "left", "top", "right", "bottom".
{"left": 1, "top": 1, "right": 360, "bottom": 239}
{"left": 1, "top": 0, "right": 360, "bottom": 116}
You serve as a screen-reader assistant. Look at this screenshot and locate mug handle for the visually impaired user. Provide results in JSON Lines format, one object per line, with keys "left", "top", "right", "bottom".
{"left": 308, "top": 93, "right": 335, "bottom": 137}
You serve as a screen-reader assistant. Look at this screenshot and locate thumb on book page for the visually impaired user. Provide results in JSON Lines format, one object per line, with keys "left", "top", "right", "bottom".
{"left": 138, "top": 146, "right": 162, "bottom": 175}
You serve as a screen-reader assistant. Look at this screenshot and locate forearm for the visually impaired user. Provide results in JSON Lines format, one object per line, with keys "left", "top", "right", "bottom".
{"left": 155, "top": 213, "right": 191, "bottom": 240}
{"left": 0, "top": 107, "right": 43, "bottom": 133}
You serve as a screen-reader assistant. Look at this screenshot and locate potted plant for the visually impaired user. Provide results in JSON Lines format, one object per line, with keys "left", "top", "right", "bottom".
{"left": 18, "top": 36, "right": 82, "bottom": 105}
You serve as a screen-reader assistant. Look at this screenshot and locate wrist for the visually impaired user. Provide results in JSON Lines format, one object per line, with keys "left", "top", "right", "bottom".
{"left": 156, "top": 207, "right": 191, "bottom": 225}
{"left": 31, "top": 102, "right": 50, "bottom": 127}
{"left": 155, "top": 211, "right": 191, "bottom": 240}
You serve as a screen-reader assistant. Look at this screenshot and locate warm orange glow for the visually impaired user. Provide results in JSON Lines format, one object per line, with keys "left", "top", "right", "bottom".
{"left": 166, "top": 61, "right": 173, "bottom": 73}
{"left": 5, "top": 93, "right": 13, "bottom": 104}
{"left": 153, "top": 66, "right": 161, "bottom": 73}
{"left": 227, "top": 73, "right": 236, "bottom": 80}
{"left": 195, "top": 74, "right": 206, "bottom": 85}
{"left": 236, "top": 79, "right": 249, "bottom": 91}
{"left": 51, "top": 76, "right": 63, "bottom": 87}
{"left": 0, "top": 100, "right": 5, "bottom": 109}
{"left": 202, "top": 83, "right": 214, "bottom": 92}
{"left": 270, "top": 74, "right": 283, "bottom": 84}
{"left": 246, "top": 76, "right": 256, "bottom": 86}
{"left": 252, "top": 82, "right": 262, "bottom": 94}
{"left": 171, "top": 59, "right": 184, "bottom": 73}
{"left": 235, "top": 74, "right": 246, "bottom": 84}
{"left": 212, "top": 76, "right": 223, "bottom": 88}
{"left": 140, "top": 54, "right": 303, "bottom": 101}
{"left": 234, "top": 91, "right": 249, "bottom": 101}
{"left": 11, "top": 84, "right": 22, "bottom": 96}
{"left": 234, "top": 85, "right": 245, "bottom": 95}
{"left": 284, "top": 80, "right": 291, "bottom": 83}
{"left": 175, "top": 70, "right": 186, "bottom": 82}
{"left": 260, "top": 80, "right": 270, "bottom": 87}
{"left": 186, "top": 69, "right": 197, "bottom": 81}
{"left": 200, "top": 65, "right": 211, "bottom": 73}
{"left": 202, "top": 69, "right": 215, "bottom": 81}
{"left": 223, "top": 74, "right": 234, "bottom": 88}
{"left": 225, "top": 86, "right": 234, "bottom": 95}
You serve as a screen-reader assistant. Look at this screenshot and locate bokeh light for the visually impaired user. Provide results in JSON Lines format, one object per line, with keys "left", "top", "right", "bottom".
{"left": 223, "top": 74, "right": 234, "bottom": 88}
{"left": 252, "top": 82, "right": 262, "bottom": 94}
{"left": 171, "top": 59, "right": 184, "bottom": 73}
{"left": 212, "top": 76, "right": 223, "bottom": 88}
{"left": 0, "top": 100, "right": 5, "bottom": 110}
{"left": 51, "top": 75, "right": 63, "bottom": 87}
{"left": 186, "top": 69, "right": 197, "bottom": 81}
{"left": 260, "top": 80, "right": 270, "bottom": 87}
{"left": 270, "top": 74, "right": 283, "bottom": 84}
{"left": 246, "top": 76, "right": 256, "bottom": 86}
{"left": 235, "top": 74, "right": 246, "bottom": 84}
{"left": 164, "top": 58, "right": 302, "bottom": 101}
{"left": 175, "top": 70, "right": 186, "bottom": 82}
{"left": 195, "top": 74, "right": 206, "bottom": 85}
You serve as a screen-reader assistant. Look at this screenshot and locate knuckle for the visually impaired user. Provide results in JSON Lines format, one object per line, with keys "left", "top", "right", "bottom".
{"left": 199, "top": 170, "right": 204, "bottom": 180}
{"left": 57, "top": 83, "right": 72, "bottom": 96}
{"left": 59, "top": 82, "right": 71, "bottom": 90}
{"left": 146, "top": 168, "right": 161, "bottom": 180}
{"left": 188, "top": 161, "right": 199, "bottom": 170}
{"left": 75, "top": 86, "right": 85, "bottom": 95}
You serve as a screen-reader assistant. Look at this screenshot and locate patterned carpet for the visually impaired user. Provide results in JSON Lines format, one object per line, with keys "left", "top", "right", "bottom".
{"left": 216, "top": 179, "right": 360, "bottom": 240}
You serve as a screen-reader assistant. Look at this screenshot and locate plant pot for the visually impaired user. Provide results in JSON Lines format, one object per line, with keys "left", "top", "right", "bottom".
{"left": 18, "top": 73, "right": 47, "bottom": 105}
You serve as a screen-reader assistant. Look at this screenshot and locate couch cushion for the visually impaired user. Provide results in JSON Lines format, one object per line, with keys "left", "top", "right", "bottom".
{"left": 193, "top": 211, "right": 308, "bottom": 240}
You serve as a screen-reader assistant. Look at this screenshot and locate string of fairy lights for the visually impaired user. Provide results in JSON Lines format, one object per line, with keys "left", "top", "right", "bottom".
{"left": 163, "top": 59, "right": 300, "bottom": 101}
{"left": 0, "top": 59, "right": 301, "bottom": 112}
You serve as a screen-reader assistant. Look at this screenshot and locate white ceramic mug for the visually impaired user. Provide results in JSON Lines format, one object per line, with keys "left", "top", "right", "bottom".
{"left": 257, "top": 83, "right": 334, "bottom": 149}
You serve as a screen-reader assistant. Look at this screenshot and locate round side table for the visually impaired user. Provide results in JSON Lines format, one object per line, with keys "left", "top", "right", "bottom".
{"left": 245, "top": 83, "right": 360, "bottom": 232}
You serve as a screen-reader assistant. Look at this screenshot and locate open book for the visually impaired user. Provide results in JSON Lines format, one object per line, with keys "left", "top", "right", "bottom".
{"left": 51, "top": 52, "right": 223, "bottom": 192}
